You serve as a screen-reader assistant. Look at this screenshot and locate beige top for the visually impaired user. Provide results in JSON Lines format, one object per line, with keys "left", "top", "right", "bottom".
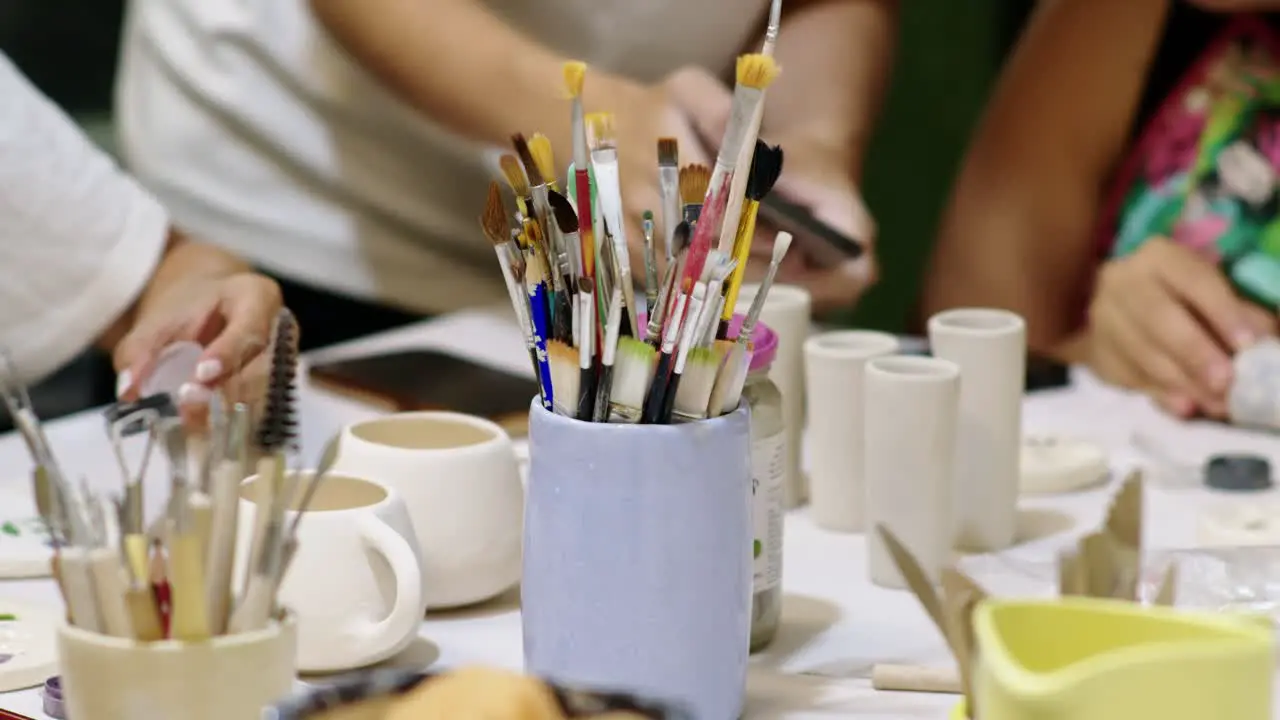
{"left": 116, "top": 0, "right": 768, "bottom": 314}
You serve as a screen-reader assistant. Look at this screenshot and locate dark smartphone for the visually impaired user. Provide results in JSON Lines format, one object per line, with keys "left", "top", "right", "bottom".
{"left": 757, "top": 195, "right": 863, "bottom": 268}
{"left": 897, "top": 338, "right": 1071, "bottom": 393}
{"left": 308, "top": 350, "right": 539, "bottom": 436}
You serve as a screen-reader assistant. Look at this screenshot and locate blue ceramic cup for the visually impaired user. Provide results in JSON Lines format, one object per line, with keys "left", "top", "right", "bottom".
{"left": 522, "top": 402, "right": 753, "bottom": 719}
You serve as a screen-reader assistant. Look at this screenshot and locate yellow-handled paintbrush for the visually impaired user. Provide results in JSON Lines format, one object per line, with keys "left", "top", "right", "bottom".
{"left": 718, "top": 140, "right": 784, "bottom": 339}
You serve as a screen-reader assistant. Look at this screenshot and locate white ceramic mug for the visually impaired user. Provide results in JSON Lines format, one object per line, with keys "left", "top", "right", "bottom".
{"left": 332, "top": 411, "right": 524, "bottom": 609}
{"left": 735, "top": 283, "right": 812, "bottom": 508}
{"left": 237, "top": 472, "right": 425, "bottom": 673}
{"left": 803, "top": 330, "right": 899, "bottom": 532}
{"left": 863, "top": 355, "right": 960, "bottom": 589}
{"left": 58, "top": 615, "right": 296, "bottom": 720}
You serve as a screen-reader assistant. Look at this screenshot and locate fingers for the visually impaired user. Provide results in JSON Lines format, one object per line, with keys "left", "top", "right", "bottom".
{"left": 1087, "top": 294, "right": 1200, "bottom": 418}
{"left": 197, "top": 275, "right": 282, "bottom": 387}
{"left": 112, "top": 320, "right": 182, "bottom": 401}
{"left": 1145, "top": 239, "right": 1261, "bottom": 351}
{"left": 663, "top": 67, "right": 733, "bottom": 152}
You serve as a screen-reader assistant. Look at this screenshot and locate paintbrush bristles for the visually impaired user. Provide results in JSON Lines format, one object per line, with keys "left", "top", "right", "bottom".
{"left": 546, "top": 341, "right": 579, "bottom": 416}
{"left": 548, "top": 191, "right": 580, "bottom": 234}
{"left": 528, "top": 134, "right": 556, "bottom": 187}
{"left": 562, "top": 61, "right": 587, "bottom": 98}
{"left": 679, "top": 165, "right": 711, "bottom": 206}
{"left": 586, "top": 112, "right": 616, "bottom": 151}
{"left": 657, "top": 138, "right": 678, "bottom": 167}
{"left": 480, "top": 181, "right": 511, "bottom": 245}
{"left": 746, "top": 141, "right": 784, "bottom": 202}
{"left": 512, "top": 133, "right": 544, "bottom": 187}
{"left": 256, "top": 310, "right": 299, "bottom": 453}
{"left": 736, "top": 53, "right": 781, "bottom": 90}
{"left": 499, "top": 154, "right": 529, "bottom": 198}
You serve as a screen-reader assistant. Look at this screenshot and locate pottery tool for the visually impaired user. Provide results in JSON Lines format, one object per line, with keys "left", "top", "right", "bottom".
{"left": 708, "top": 232, "right": 792, "bottom": 414}
{"left": 717, "top": 0, "right": 784, "bottom": 256}
{"left": 86, "top": 537, "right": 131, "bottom": 639}
{"left": 482, "top": 180, "right": 540, "bottom": 379}
{"left": 593, "top": 285, "right": 624, "bottom": 421}
{"left": 242, "top": 310, "right": 299, "bottom": 605}
{"left": 275, "top": 436, "right": 340, "bottom": 584}
{"left": 205, "top": 401, "right": 250, "bottom": 635}
{"left": 719, "top": 140, "right": 783, "bottom": 339}
{"left": 641, "top": 210, "right": 659, "bottom": 319}
{"left": 166, "top": 482, "right": 211, "bottom": 641}
{"left": 657, "top": 138, "right": 680, "bottom": 265}
{"left": 871, "top": 664, "right": 962, "bottom": 695}
{"left": 586, "top": 113, "right": 638, "bottom": 338}
{"left": 148, "top": 541, "right": 171, "bottom": 636}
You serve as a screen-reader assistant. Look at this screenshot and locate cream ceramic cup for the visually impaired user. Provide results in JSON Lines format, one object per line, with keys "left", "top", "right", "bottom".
{"left": 58, "top": 615, "right": 296, "bottom": 720}
{"left": 237, "top": 473, "right": 425, "bottom": 673}
{"left": 332, "top": 411, "right": 524, "bottom": 609}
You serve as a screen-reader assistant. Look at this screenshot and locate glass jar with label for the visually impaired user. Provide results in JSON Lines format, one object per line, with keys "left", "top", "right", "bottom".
{"left": 734, "top": 316, "right": 785, "bottom": 651}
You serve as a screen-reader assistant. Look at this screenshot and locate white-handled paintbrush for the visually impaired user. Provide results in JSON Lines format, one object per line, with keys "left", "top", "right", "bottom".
{"left": 587, "top": 112, "right": 639, "bottom": 338}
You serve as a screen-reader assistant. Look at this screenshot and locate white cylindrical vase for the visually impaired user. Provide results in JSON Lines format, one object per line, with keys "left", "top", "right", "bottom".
{"left": 735, "top": 283, "right": 812, "bottom": 508}
{"left": 803, "top": 331, "right": 899, "bottom": 532}
{"left": 928, "top": 308, "right": 1026, "bottom": 552}
{"left": 864, "top": 355, "right": 960, "bottom": 589}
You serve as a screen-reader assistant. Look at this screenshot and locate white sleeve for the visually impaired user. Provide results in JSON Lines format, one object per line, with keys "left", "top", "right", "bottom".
{"left": 0, "top": 53, "right": 169, "bottom": 385}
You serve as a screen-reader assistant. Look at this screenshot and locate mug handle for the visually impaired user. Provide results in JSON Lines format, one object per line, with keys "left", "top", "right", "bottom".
{"left": 353, "top": 515, "right": 424, "bottom": 659}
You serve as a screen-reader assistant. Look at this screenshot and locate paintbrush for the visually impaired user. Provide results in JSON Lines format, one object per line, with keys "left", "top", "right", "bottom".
{"left": 680, "top": 164, "right": 711, "bottom": 227}
{"left": 657, "top": 138, "right": 680, "bottom": 266}
{"left": 587, "top": 112, "right": 639, "bottom": 338}
{"left": 524, "top": 251, "right": 556, "bottom": 413}
{"left": 575, "top": 277, "right": 597, "bottom": 420}
{"left": 482, "top": 181, "right": 541, "bottom": 378}
{"left": 641, "top": 277, "right": 690, "bottom": 424}
{"left": 717, "top": 10, "right": 784, "bottom": 255}
{"left": 548, "top": 190, "right": 583, "bottom": 282}
{"left": 514, "top": 134, "right": 570, "bottom": 302}
{"left": 528, "top": 132, "right": 559, "bottom": 193}
{"left": 498, "top": 154, "right": 531, "bottom": 217}
{"left": 719, "top": 140, "right": 784, "bottom": 339}
{"left": 609, "top": 337, "right": 657, "bottom": 422}
{"left": 648, "top": 222, "right": 691, "bottom": 347}
{"left": 593, "top": 284, "right": 625, "bottom": 421}
{"left": 167, "top": 481, "right": 212, "bottom": 641}
{"left": 641, "top": 210, "right": 659, "bottom": 320}
{"left": 563, "top": 62, "right": 597, "bottom": 302}
{"left": 709, "top": 232, "right": 793, "bottom": 415}
{"left": 547, "top": 340, "right": 579, "bottom": 417}
{"left": 673, "top": 346, "right": 726, "bottom": 422}
{"left": 657, "top": 274, "right": 713, "bottom": 424}
{"left": 695, "top": 255, "right": 738, "bottom": 347}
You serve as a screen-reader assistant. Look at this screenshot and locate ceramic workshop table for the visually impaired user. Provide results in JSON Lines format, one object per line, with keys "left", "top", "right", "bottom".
{"left": 2, "top": 307, "right": 1280, "bottom": 719}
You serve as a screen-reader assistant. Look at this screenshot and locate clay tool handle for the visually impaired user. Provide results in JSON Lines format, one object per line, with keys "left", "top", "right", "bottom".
{"left": 186, "top": 491, "right": 214, "bottom": 566}
{"left": 51, "top": 554, "right": 72, "bottom": 625}
{"left": 167, "top": 532, "right": 211, "bottom": 641}
{"left": 57, "top": 547, "right": 103, "bottom": 633}
{"left": 227, "top": 572, "right": 274, "bottom": 634}
{"left": 124, "top": 584, "right": 164, "bottom": 641}
{"left": 86, "top": 548, "right": 132, "bottom": 638}
{"left": 123, "top": 534, "right": 149, "bottom": 584}
{"left": 205, "top": 459, "right": 243, "bottom": 635}
{"left": 871, "top": 664, "right": 961, "bottom": 694}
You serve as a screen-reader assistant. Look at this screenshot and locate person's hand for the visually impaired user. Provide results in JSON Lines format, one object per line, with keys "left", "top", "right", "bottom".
{"left": 751, "top": 136, "right": 879, "bottom": 313}
{"left": 113, "top": 272, "right": 283, "bottom": 427}
{"left": 1083, "top": 237, "right": 1276, "bottom": 418}
{"left": 605, "top": 68, "right": 726, "bottom": 279}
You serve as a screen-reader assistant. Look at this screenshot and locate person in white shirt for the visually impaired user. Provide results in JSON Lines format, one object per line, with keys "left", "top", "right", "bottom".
{"left": 115, "top": 0, "right": 894, "bottom": 348}
{"left": 0, "top": 52, "right": 281, "bottom": 420}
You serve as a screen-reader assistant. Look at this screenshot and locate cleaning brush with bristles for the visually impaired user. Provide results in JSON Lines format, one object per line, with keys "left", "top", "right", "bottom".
{"left": 256, "top": 309, "right": 299, "bottom": 455}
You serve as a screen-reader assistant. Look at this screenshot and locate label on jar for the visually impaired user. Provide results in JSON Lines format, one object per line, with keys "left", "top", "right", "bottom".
{"left": 751, "top": 431, "right": 786, "bottom": 592}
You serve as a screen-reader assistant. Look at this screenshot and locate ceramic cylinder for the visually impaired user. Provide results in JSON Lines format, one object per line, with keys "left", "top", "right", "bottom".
{"left": 58, "top": 616, "right": 296, "bottom": 720}
{"left": 522, "top": 403, "right": 752, "bottom": 720}
{"left": 928, "top": 308, "right": 1026, "bottom": 551}
{"left": 864, "top": 355, "right": 960, "bottom": 588}
{"left": 735, "top": 283, "right": 811, "bottom": 508}
{"left": 803, "top": 330, "right": 899, "bottom": 532}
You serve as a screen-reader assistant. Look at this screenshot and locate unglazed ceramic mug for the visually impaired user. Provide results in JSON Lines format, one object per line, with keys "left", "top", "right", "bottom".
{"left": 237, "top": 472, "right": 425, "bottom": 673}
{"left": 332, "top": 411, "right": 524, "bottom": 609}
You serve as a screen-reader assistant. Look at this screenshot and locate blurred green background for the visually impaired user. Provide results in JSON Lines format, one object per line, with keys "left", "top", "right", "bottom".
{"left": 1, "top": 0, "right": 1031, "bottom": 333}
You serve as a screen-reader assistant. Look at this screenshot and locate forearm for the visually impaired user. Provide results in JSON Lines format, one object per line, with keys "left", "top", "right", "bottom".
{"left": 310, "top": 0, "right": 642, "bottom": 167}
{"left": 96, "top": 230, "right": 252, "bottom": 352}
{"left": 764, "top": 0, "right": 897, "bottom": 176}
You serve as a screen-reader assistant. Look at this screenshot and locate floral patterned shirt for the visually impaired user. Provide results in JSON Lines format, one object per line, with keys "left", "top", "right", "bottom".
{"left": 1097, "top": 12, "right": 1280, "bottom": 307}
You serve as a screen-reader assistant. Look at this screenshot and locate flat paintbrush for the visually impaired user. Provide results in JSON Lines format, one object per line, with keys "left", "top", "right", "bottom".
{"left": 587, "top": 113, "right": 639, "bottom": 338}
{"left": 657, "top": 138, "right": 680, "bottom": 266}
{"left": 575, "top": 277, "right": 597, "bottom": 420}
{"left": 481, "top": 181, "right": 540, "bottom": 377}
{"left": 593, "top": 284, "right": 624, "bottom": 421}
{"left": 641, "top": 210, "right": 660, "bottom": 320}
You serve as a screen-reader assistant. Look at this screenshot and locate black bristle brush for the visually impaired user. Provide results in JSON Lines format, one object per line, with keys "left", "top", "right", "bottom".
{"left": 256, "top": 308, "right": 299, "bottom": 455}
{"left": 718, "top": 140, "right": 783, "bottom": 339}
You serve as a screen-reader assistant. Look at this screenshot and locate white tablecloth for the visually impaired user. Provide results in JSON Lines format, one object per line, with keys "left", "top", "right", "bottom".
{"left": 3, "top": 307, "right": 1280, "bottom": 719}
